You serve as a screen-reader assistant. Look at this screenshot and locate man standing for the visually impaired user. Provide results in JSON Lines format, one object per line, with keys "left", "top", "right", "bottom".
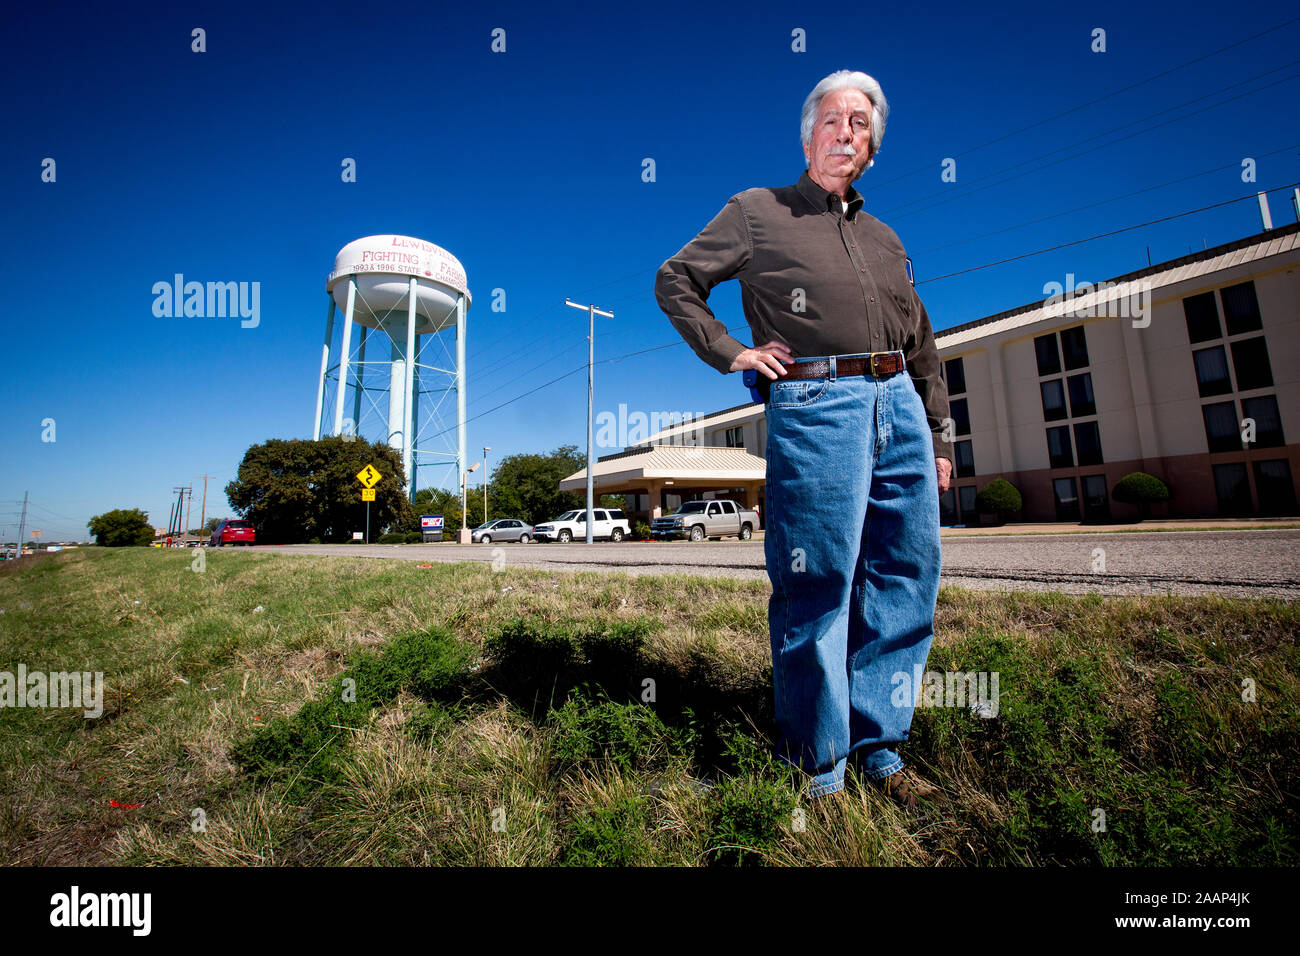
{"left": 655, "top": 70, "right": 952, "bottom": 805}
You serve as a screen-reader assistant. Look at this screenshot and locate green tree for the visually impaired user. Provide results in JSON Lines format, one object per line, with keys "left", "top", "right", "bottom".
{"left": 225, "top": 437, "right": 414, "bottom": 544}
{"left": 486, "top": 445, "right": 586, "bottom": 526}
{"left": 88, "top": 508, "right": 155, "bottom": 547}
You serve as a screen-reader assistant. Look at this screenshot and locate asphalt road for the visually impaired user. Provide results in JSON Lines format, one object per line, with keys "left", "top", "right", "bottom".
{"left": 242, "top": 528, "right": 1300, "bottom": 599}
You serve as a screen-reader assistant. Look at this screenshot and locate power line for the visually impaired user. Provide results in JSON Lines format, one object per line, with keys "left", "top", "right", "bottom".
{"left": 912, "top": 142, "right": 1300, "bottom": 256}
{"left": 878, "top": 65, "right": 1300, "bottom": 221}
{"left": 869, "top": 15, "right": 1300, "bottom": 190}
{"left": 915, "top": 181, "right": 1300, "bottom": 284}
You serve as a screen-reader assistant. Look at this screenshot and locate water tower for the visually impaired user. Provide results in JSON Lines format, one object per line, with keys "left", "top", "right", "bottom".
{"left": 313, "top": 235, "right": 472, "bottom": 500}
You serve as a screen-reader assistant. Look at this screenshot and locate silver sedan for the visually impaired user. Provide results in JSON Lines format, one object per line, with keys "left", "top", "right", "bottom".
{"left": 470, "top": 519, "right": 535, "bottom": 544}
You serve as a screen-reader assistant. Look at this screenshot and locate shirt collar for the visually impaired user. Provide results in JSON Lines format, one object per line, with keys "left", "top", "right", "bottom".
{"left": 796, "top": 169, "right": 865, "bottom": 219}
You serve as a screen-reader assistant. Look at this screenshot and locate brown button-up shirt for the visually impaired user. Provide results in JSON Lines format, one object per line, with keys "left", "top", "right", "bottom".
{"left": 655, "top": 169, "right": 953, "bottom": 464}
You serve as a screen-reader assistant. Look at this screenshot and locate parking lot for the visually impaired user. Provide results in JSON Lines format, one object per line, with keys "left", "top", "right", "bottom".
{"left": 246, "top": 527, "right": 1300, "bottom": 599}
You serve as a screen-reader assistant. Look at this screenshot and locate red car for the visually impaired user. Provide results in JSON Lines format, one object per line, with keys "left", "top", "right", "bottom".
{"left": 210, "top": 519, "right": 255, "bottom": 547}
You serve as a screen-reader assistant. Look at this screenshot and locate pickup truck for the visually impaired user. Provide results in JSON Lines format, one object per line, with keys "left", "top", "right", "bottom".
{"left": 651, "top": 500, "right": 759, "bottom": 541}
{"left": 533, "top": 508, "right": 632, "bottom": 543}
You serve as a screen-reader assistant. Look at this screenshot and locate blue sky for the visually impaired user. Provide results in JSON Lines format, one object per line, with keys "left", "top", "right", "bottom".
{"left": 3, "top": 0, "right": 1298, "bottom": 540}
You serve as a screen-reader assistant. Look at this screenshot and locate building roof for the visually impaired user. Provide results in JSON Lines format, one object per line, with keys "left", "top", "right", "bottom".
{"left": 642, "top": 401, "right": 763, "bottom": 444}
{"left": 935, "top": 221, "right": 1300, "bottom": 350}
{"left": 559, "top": 444, "right": 767, "bottom": 490}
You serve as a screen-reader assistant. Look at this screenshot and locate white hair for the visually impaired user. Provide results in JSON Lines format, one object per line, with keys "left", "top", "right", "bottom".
{"left": 800, "top": 70, "right": 889, "bottom": 168}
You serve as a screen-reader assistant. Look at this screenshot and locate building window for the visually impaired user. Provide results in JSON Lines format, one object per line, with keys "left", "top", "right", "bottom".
{"left": 1202, "top": 401, "right": 1241, "bottom": 453}
{"left": 1040, "top": 379, "right": 1067, "bottom": 421}
{"left": 1183, "top": 291, "right": 1222, "bottom": 343}
{"left": 1081, "top": 474, "right": 1111, "bottom": 522}
{"left": 1053, "top": 477, "right": 1080, "bottom": 521}
{"left": 1220, "top": 280, "right": 1263, "bottom": 336}
{"left": 955, "top": 440, "right": 975, "bottom": 478}
{"left": 1073, "top": 421, "right": 1104, "bottom": 466}
{"left": 1060, "top": 326, "right": 1089, "bottom": 371}
{"left": 1035, "top": 334, "right": 1061, "bottom": 376}
{"left": 1047, "top": 426, "right": 1073, "bottom": 468}
{"left": 940, "top": 488, "right": 958, "bottom": 525}
{"left": 1067, "top": 372, "right": 1096, "bottom": 417}
{"left": 944, "top": 357, "right": 967, "bottom": 395}
{"left": 1193, "top": 346, "right": 1233, "bottom": 397}
{"left": 949, "top": 398, "right": 971, "bottom": 436}
{"left": 958, "top": 485, "right": 977, "bottom": 520}
{"left": 1212, "top": 462, "right": 1252, "bottom": 515}
{"left": 1254, "top": 459, "right": 1298, "bottom": 515}
{"left": 724, "top": 425, "right": 744, "bottom": 448}
{"left": 1241, "top": 395, "right": 1284, "bottom": 448}
{"left": 1230, "top": 336, "right": 1273, "bottom": 391}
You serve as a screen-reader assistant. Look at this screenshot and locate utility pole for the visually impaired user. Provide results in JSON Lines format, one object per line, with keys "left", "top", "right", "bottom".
{"left": 197, "top": 475, "right": 214, "bottom": 541}
{"left": 16, "top": 491, "right": 28, "bottom": 556}
{"left": 171, "top": 486, "right": 187, "bottom": 539}
{"left": 564, "top": 298, "right": 613, "bottom": 544}
{"left": 183, "top": 484, "right": 193, "bottom": 540}
{"left": 483, "top": 446, "right": 491, "bottom": 523}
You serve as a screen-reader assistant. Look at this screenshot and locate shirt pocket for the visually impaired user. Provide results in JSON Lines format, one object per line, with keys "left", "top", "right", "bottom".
{"left": 878, "top": 250, "right": 914, "bottom": 319}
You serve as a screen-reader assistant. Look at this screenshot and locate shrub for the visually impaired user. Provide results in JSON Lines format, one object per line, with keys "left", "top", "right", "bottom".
{"left": 377, "top": 532, "right": 406, "bottom": 544}
{"left": 633, "top": 520, "right": 653, "bottom": 540}
{"left": 706, "top": 773, "right": 796, "bottom": 867}
{"left": 560, "top": 793, "right": 653, "bottom": 866}
{"left": 1112, "top": 472, "right": 1170, "bottom": 520}
{"left": 549, "top": 686, "right": 694, "bottom": 775}
{"left": 974, "top": 478, "right": 1022, "bottom": 523}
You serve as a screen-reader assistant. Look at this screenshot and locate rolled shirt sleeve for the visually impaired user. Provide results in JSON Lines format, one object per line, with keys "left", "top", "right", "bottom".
{"left": 654, "top": 197, "right": 752, "bottom": 375}
{"left": 904, "top": 286, "right": 954, "bottom": 466}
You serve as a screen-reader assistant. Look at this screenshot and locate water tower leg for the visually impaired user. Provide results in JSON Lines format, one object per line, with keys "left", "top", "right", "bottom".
{"left": 333, "top": 278, "right": 357, "bottom": 438}
{"left": 388, "top": 325, "right": 406, "bottom": 451}
{"left": 404, "top": 277, "right": 418, "bottom": 496}
{"left": 410, "top": 355, "right": 420, "bottom": 502}
{"left": 457, "top": 292, "right": 468, "bottom": 543}
{"left": 352, "top": 326, "right": 367, "bottom": 437}
{"left": 313, "top": 297, "right": 335, "bottom": 441}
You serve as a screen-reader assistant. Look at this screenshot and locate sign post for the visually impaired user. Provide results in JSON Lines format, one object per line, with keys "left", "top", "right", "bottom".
{"left": 357, "top": 464, "right": 382, "bottom": 544}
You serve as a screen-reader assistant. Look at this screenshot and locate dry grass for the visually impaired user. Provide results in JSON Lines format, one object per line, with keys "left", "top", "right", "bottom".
{"left": 2, "top": 546, "right": 1297, "bottom": 866}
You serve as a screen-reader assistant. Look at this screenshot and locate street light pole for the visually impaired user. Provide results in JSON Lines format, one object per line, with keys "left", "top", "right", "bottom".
{"left": 483, "top": 446, "right": 491, "bottom": 524}
{"left": 564, "top": 298, "right": 613, "bottom": 544}
{"left": 461, "top": 461, "right": 480, "bottom": 543}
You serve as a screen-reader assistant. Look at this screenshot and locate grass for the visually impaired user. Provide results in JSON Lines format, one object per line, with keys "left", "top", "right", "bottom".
{"left": 0, "top": 546, "right": 1296, "bottom": 866}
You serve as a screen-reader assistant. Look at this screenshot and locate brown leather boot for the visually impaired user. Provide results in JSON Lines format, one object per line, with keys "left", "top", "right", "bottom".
{"left": 870, "top": 767, "right": 938, "bottom": 811}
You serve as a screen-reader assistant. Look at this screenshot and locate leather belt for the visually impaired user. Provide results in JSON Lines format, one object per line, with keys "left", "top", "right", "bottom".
{"left": 757, "top": 350, "right": 905, "bottom": 403}
{"left": 778, "top": 351, "right": 906, "bottom": 381}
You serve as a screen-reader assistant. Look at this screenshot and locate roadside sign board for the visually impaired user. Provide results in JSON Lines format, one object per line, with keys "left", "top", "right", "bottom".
{"left": 356, "top": 464, "right": 382, "bottom": 488}
{"left": 421, "top": 515, "right": 444, "bottom": 530}
{"left": 361, "top": 489, "right": 376, "bottom": 501}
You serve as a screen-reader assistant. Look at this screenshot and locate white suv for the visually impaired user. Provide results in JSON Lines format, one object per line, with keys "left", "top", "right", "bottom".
{"left": 533, "top": 508, "right": 631, "bottom": 543}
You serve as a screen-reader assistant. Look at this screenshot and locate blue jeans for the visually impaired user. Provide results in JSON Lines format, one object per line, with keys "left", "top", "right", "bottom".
{"left": 763, "top": 354, "right": 942, "bottom": 797}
